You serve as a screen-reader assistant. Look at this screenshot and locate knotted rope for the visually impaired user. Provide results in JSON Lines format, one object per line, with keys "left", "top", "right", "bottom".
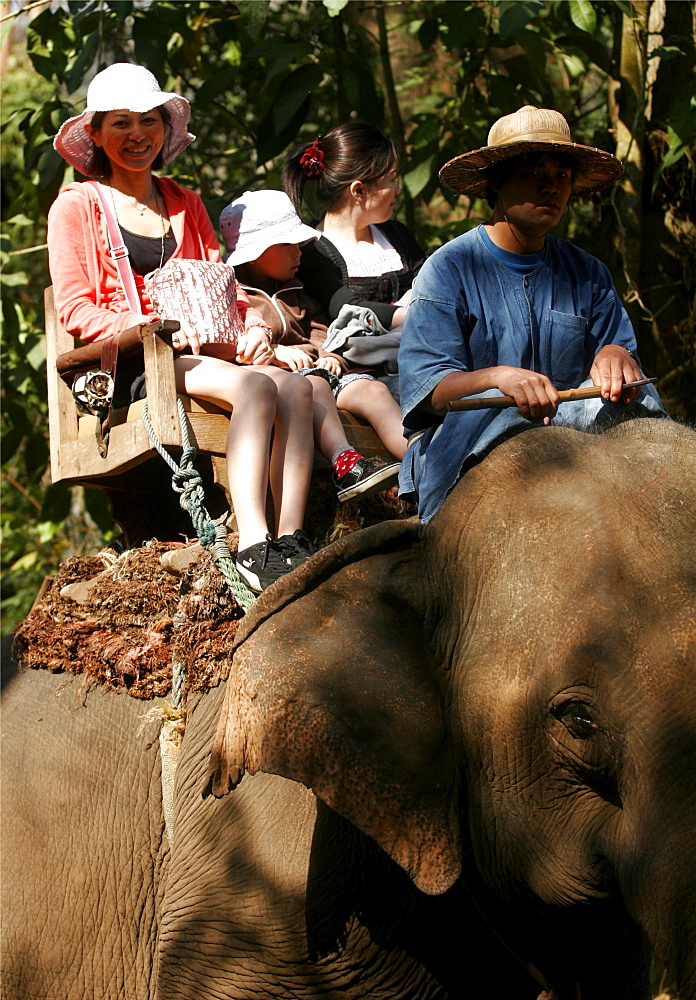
{"left": 141, "top": 398, "right": 258, "bottom": 849}
{"left": 142, "top": 399, "right": 257, "bottom": 628}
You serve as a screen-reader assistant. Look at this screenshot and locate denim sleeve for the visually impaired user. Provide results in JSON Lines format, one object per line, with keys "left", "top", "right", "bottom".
{"left": 585, "top": 258, "right": 637, "bottom": 359}
{"left": 398, "top": 256, "right": 472, "bottom": 429}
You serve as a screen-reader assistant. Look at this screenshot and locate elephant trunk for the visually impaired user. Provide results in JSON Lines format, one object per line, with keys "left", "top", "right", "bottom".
{"left": 647, "top": 874, "right": 696, "bottom": 1000}
{"left": 616, "top": 807, "right": 696, "bottom": 999}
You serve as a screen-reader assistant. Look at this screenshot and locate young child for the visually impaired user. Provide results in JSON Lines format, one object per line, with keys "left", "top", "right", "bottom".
{"left": 220, "top": 190, "right": 407, "bottom": 501}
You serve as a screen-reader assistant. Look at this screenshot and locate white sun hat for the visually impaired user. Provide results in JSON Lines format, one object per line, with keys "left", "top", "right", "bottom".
{"left": 53, "top": 63, "right": 194, "bottom": 176}
{"left": 220, "top": 190, "right": 322, "bottom": 265}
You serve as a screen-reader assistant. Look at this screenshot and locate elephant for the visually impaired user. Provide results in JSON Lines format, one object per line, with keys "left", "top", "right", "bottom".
{"left": 2, "top": 417, "right": 694, "bottom": 1000}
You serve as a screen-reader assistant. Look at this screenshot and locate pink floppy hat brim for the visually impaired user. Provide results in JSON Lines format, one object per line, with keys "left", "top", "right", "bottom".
{"left": 53, "top": 93, "right": 195, "bottom": 176}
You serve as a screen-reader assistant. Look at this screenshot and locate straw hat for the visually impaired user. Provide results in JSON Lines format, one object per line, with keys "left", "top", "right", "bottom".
{"left": 439, "top": 106, "right": 623, "bottom": 198}
{"left": 53, "top": 63, "right": 194, "bottom": 176}
{"left": 220, "top": 190, "right": 322, "bottom": 266}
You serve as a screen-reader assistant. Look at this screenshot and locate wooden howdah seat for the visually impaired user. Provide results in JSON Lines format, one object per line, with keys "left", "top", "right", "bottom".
{"left": 45, "top": 287, "right": 392, "bottom": 546}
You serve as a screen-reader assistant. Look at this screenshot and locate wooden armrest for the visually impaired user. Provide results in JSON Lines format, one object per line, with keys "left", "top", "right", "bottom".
{"left": 56, "top": 319, "right": 180, "bottom": 382}
{"left": 141, "top": 322, "right": 181, "bottom": 444}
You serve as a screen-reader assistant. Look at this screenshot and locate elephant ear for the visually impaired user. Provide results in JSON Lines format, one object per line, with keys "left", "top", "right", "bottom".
{"left": 205, "top": 519, "right": 461, "bottom": 895}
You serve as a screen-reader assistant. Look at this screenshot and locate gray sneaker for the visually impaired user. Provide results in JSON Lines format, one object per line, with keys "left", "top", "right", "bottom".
{"left": 334, "top": 458, "right": 400, "bottom": 502}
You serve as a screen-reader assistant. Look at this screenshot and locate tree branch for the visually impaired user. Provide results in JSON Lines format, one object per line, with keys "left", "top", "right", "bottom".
{"left": 375, "top": 4, "right": 415, "bottom": 231}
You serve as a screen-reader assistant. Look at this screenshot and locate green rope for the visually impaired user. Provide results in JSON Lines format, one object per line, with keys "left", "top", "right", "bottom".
{"left": 142, "top": 399, "right": 257, "bottom": 616}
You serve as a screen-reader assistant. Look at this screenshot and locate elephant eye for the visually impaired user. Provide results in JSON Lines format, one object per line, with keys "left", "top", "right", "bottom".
{"left": 550, "top": 696, "right": 622, "bottom": 806}
{"left": 553, "top": 699, "right": 600, "bottom": 740}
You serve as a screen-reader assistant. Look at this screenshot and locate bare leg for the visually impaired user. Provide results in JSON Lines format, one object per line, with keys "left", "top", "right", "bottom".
{"left": 336, "top": 379, "right": 407, "bottom": 459}
{"left": 175, "top": 356, "right": 276, "bottom": 550}
{"left": 248, "top": 367, "right": 314, "bottom": 538}
{"left": 306, "top": 376, "right": 352, "bottom": 459}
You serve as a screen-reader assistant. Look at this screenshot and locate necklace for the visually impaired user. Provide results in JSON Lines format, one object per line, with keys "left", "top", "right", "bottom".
{"left": 109, "top": 182, "right": 157, "bottom": 216}
{"left": 108, "top": 183, "right": 167, "bottom": 270}
{"left": 129, "top": 184, "right": 155, "bottom": 215}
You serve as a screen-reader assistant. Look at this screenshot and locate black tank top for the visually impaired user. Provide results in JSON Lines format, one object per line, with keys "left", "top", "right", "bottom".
{"left": 122, "top": 226, "right": 177, "bottom": 276}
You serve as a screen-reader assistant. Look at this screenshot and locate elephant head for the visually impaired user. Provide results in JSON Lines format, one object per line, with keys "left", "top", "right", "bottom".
{"left": 207, "top": 419, "right": 696, "bottom": 1000}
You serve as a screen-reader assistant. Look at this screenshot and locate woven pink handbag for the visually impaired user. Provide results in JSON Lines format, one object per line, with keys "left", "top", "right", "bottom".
{"left": 145, "top": 259, "right": 244, "bottom": 347}
{"left": 88, "top": 183, "right": 243, "bottom": 347}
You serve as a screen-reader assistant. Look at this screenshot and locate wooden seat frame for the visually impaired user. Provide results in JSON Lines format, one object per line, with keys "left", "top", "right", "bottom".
{"left": 45, "top": 287, "right": 390, "bottom": 545}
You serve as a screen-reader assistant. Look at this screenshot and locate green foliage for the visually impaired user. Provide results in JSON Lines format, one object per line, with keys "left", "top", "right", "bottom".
{"left": 1, "top": 0, "right": 694, "bottom": 638}
{"left": 568, "top": 0, "right": 597, "bottom": 35}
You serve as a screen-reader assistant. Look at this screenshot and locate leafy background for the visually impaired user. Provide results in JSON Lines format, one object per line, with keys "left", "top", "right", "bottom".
{"left": 1, "top": 0, "right": 694, "bottom": 646}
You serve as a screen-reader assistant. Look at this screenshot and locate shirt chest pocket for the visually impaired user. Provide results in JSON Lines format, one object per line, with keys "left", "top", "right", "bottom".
{"left": 543, "top": 309, "right": 589, "bottom": 388}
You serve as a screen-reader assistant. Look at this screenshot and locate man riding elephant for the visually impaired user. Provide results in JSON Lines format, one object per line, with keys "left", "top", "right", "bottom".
{"left": 398, "top": 105, "right": 666, "bottom": 523}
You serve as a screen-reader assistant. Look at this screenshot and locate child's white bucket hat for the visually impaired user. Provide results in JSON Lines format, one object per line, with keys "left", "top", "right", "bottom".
{"left": 53, "top": 63, "right": 194, "bottom": 176}
{"left": 220, "top": 190, "right": 322, "bottom": 265}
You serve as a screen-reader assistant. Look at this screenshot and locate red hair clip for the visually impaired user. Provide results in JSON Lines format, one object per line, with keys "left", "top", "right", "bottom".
{"left": 299, "top": 138, "right": 325, "bottom": 179}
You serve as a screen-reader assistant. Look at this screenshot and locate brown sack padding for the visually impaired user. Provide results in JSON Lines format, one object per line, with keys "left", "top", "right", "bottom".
{"left": 11, "top": 485, "right": 416, "bottom": 701}
{"left": 12, "top": 541, "right": 244, "bottom": 700}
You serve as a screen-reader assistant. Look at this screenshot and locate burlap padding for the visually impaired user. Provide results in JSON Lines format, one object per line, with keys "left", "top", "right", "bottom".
{"left": 13, "top": 478, "right": 415, "bottom": 700}
{"left": 13, "top": 540, "right": 242, "bottom": 701}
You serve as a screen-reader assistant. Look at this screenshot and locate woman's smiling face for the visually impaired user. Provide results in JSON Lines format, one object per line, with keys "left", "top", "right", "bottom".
{"left": 86, "top": 108, "right": 165, "bottom": 174}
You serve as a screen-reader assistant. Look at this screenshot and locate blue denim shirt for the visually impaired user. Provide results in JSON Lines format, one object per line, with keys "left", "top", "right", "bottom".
{"left": 398, "top": 226, "right": 665, "bottom": 522}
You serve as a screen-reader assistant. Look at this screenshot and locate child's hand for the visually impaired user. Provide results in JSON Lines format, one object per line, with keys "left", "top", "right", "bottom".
{"left": 314, "top": 356, "right": 343, "bottom": 376}
{"left": 273, "top": 345, "right": 314, "bottom": 371}
{"left": 236, "top": 327, "right": 275, "bottom": 366}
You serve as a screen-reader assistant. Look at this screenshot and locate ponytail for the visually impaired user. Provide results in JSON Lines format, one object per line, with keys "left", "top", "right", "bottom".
{"left": 282, "top": 121, "right": 399, "bottom": 218}
{"left": 282, "top": 143, "right": 311, "bottom": 215}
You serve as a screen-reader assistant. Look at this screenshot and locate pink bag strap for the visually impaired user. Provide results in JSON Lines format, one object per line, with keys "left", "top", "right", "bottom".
{"left": 87, "top": 180, "right": 142, "bottom": 314}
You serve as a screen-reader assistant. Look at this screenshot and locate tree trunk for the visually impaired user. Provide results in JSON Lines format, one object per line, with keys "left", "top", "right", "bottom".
{"left": 608, "top": 0, "right": 696, "bottom": 419}
{"left": 607, "top": 0, "right": 648, "bottom": 319}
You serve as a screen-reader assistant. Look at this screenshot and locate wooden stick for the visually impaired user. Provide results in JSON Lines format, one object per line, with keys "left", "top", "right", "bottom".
{"left": 446, "top": 378, "right": 657, "bottom": 412}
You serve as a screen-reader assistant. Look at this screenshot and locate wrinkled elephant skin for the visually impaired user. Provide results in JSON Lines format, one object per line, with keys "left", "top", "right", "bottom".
{"left": 2, "top": 419, "right": 694, "bottom": 1000}
{"left": 208, "top": 420, "right": 696, "bottom": 999}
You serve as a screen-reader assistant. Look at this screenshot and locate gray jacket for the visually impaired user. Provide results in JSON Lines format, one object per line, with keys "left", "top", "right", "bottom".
{"left": 323, "top": 304, "right": 402, "bottom": 366}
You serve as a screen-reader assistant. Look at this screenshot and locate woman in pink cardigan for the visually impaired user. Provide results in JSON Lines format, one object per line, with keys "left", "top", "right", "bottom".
{"left": 49, "top": 63, "right": 315, "bottom": 592}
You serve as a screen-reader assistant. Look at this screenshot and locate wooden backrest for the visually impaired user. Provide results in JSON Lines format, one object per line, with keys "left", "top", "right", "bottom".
{"left": 45, "top": 286, "right": 81, "bottom": 483}
{"left": 44, "top": 287, "right": 193, "bottom": 483}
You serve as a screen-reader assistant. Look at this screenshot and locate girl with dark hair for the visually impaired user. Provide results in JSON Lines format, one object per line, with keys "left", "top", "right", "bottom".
{"left": 282, "top": 122, "right": 425, "bottom": 333}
